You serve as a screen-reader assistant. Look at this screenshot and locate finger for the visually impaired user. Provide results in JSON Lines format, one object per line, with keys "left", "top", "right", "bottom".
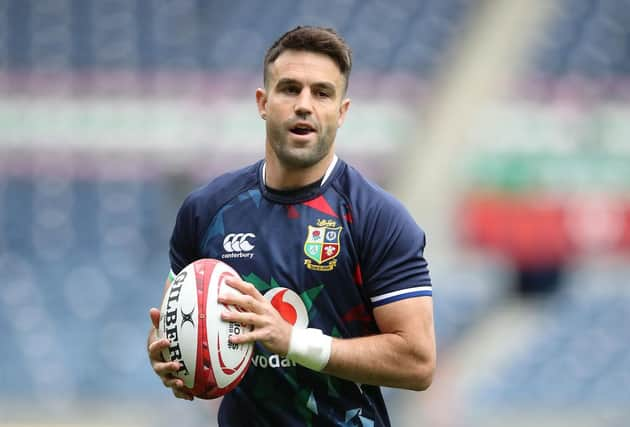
{"left": 220, "top": 292, "right": 259, "bottom": 314}
{"left": 173, "top": 387, "right": 195, "bottom": 401}
{"left": 148, "top": 338, "right": 171, "bottom": 360}
{"left": 154, "top": 360, "right": 182, "bottom": 377}
{"left": 163, "top": 375, "right": 185, "bottom": 389}
{"left": 149, "top": 307, "right": 161, "bottom": 329}
{"left": 221, "top": 309, "right": 258, "bottom": 326}
{"left": 227, "top": 329, "right": 271, "bottom": 346}
{"left": 227, "top": 331, "right": 255, "bottom": 345}
{"left": 164, "top": 376, "right": 194, "bottom": 400}
{"left": 225, "top": 278, "right": 264, "bottom": 301}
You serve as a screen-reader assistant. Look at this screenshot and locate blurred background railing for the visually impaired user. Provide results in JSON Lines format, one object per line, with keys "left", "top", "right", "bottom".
{"left": 1, "top": 1, "right": 629, "bottom": 426}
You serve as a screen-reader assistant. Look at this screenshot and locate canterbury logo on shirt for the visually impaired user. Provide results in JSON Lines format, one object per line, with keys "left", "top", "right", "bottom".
{"left": 223, "top": 233, "right": 256, "bottom": 252}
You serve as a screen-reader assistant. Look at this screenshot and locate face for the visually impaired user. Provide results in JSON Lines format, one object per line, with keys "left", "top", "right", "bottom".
{"left": 256, "top": 50, "right": 350, "bottom": 171}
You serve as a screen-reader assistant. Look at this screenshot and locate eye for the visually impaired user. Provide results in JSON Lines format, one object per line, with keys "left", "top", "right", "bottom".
{"left": 283, "top": 86, "right": 300, "bottom": 95}
{"left": 313, "top": 86, "right": 334, "bottom": 99}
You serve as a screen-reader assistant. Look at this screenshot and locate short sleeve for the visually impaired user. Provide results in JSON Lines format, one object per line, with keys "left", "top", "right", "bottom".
{"left": 169, "top": 194, "right": 199, "bottom": 274}
{"left": 360, "top": 198, "right": 432, "bottom": 307}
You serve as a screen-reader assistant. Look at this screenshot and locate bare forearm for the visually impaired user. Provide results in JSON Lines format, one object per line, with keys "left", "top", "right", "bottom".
{"left": 322, "top": 332, "right": 435, "bottom": 391}
{"left": 220, "top": 282, "right": 436, "bottom": 391}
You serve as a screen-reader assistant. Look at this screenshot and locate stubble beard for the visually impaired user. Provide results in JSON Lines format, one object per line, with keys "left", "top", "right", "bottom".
{"left": 268, "top": 126, "right": 334, "bottom": 170}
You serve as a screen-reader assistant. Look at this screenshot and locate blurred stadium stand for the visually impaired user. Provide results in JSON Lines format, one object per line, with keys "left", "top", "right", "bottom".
{"left": 0, "top": 171, "right": 168, "bottom": 396}
{"left": 472, "top": 277, "right": 630, "bottom": 408}
{"left": 0, "top": 0, "right": 471, "bottom": 73}
{"left": 1, "top": 0, "right": 630, "bottom": 426}
{"left": 442, "top": 260, "right": 630, "bottom": 427}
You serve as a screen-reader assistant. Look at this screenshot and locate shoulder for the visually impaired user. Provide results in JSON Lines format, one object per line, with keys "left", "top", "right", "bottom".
{"left": 333, "top": 161, "right": 417, "bottom": 229}
{"left": 333, "top": 161, "right": 431, "bottom": 301}
{"left": 169, "top": 161, "right": 261, "bottom": 271}
{"left": 180, "top": 161, "right": 261, "bottom": 215}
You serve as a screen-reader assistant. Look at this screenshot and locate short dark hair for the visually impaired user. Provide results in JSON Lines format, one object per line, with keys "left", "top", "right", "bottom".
{"left": 263, "top": 26, "right": 352, "bottom": 93}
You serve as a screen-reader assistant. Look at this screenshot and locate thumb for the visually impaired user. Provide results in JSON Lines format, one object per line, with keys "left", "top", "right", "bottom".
{"left": 149, "top": 307, "right": 161, "bottom": 329}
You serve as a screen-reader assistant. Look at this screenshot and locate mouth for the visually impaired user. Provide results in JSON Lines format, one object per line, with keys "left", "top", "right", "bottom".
{"left": 289, "top": 122, "right": 316, "bottom": 136}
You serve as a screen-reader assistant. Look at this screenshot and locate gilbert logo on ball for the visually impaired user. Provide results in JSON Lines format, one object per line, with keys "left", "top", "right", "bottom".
{"left": 158, "top": 259, "right": 254, "bottom": 399}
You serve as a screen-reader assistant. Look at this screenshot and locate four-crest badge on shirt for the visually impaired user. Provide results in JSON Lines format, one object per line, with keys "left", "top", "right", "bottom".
{"left": 304, "top": 219, "right": 342, "bottom": 271}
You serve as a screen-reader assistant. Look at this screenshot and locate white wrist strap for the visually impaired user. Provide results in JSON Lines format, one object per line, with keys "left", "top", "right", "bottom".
{"left": 286, "top": 328, "right": 332, "bottom": 371}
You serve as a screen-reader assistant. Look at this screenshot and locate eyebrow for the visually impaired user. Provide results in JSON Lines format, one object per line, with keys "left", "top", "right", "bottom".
{"left": 276, "top": 78, "right": 337, "bottom": 94}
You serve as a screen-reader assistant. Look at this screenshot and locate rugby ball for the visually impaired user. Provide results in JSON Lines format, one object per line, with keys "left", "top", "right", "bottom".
{"left": 157, "top": 258, "right": 254, "bottom": 399}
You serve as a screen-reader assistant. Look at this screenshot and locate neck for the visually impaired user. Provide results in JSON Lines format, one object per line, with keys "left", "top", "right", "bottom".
{"left": 264, "top": 153, "right": 336, "bottom": 190}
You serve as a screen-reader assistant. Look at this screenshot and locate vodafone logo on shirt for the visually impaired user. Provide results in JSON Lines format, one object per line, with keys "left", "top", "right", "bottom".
{"left": 251, "top": 287, "right": 309, "bottom": 370}
{"left": 264, "top": 287, "right": 308, "bottom": 329}
{"left": 221, "top": 233, "right": 256, "bottom": 259}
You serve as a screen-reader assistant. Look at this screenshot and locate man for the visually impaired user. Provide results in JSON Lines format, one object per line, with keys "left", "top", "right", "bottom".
{"left": 148, "top": 26, "right": 436, "bottom": 426}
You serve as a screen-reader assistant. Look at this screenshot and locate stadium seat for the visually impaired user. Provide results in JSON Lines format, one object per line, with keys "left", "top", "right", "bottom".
{"left": 468, "top": 264, "right": 630, "bottom": 407}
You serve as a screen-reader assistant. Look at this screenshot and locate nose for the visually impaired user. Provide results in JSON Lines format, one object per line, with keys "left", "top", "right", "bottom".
{"left": 294, "top": 90, "right": 312, "bottom": 116}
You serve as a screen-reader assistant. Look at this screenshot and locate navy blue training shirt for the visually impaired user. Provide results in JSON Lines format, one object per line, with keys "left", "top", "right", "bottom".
{"left": 169, "top": 156, "right": 432, "bottom": 427}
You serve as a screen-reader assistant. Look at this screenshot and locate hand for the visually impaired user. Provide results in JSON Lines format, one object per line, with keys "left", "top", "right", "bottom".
{"left": 219, "top": 278, "right": 293, "bottom": 356}
{"left": 147, "top": 307, "right": 195, "bottom": 401}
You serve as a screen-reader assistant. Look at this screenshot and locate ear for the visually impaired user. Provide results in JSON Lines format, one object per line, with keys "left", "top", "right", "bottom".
{"left": 337, "top": 98, "right": 351, "bottom": 128}
{"left": 256, "top": 88, "right": 268, "bottom": 120}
